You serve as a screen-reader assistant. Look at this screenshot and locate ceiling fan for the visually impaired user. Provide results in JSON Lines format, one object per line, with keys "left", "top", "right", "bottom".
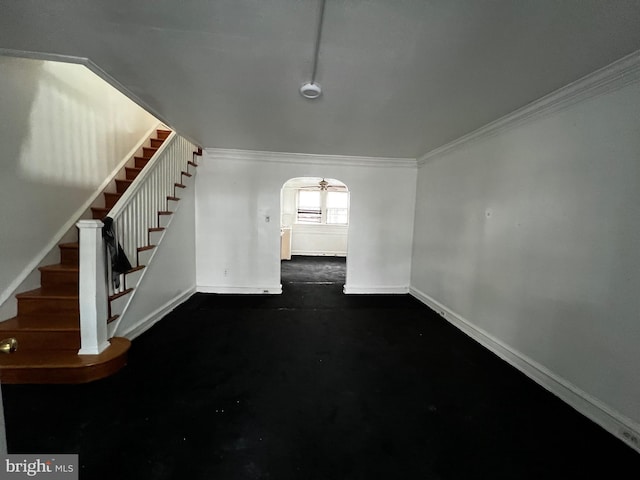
{"left": 299, "top": 178, "right": 346, "bottom": 191}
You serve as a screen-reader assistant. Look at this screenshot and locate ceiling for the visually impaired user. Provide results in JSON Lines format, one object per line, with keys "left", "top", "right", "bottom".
{"left": 1, "top": 0, "right": 640, "bottom": 159}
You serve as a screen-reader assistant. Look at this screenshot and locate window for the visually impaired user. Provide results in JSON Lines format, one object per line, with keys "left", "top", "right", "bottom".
{"left": 296, "top": 190, "right": 322, "bottom": 223}
{"left": 326, "top": 191, "right": 349, "bottom": 225}
{"left": 297, "top": 189, "right": 349, "bottom": 225}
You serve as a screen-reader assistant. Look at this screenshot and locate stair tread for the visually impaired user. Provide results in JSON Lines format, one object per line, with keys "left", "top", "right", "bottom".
{"left": 39, "top": 264, "right": 79, "bottom": 273}
{"left": 0, "top": 337, "right": 130, "bottom": 369}
{"left": 59, "top": 243, "right": 79, "bottom": 249}
{"left": 16, "top": 288, "right": 78, "bottom": 300}
{"left": 0, "top": 316, "right": 79, "bottom": 331}
{"left": 109, "top": 288, "right": 133, "bottom": 301}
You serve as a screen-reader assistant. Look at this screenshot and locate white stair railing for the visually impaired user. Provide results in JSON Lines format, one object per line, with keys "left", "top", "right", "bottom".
{"left": 77, "top": 131, "right": 198, "bottom": 354}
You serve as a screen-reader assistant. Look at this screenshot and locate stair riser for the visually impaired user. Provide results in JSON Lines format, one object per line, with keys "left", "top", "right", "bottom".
{"left": 92, "top": 208, "right": 110, "bottom": 220}
{"left": 125, "top": 268, "right": 144, "bottom": 289}
{"left": 156, "top": 130, "right": 171, "bottom": 140}
{"left": 0, "top": 331, "right": 80, "bottom": 351}
{"left": 18, "top": 299, "right": 79, "bottom": 319}
{"left": 125, "top": 168, "right": 141, "bottom": 180}
{"left": 142, "top": 147, "right": 157, "bottom": 159}
{"left": 148, "top": 228, "right": 165, "bottom": 245}
{"left": 109, "top": 294, "right": 131, "bottom": 318}
{"left": 159, "top": 213, "right": 173, "bottom": 229}
{"left": 150, "top": 139, "right": 164, "bottom": 148}
{"left": 0, "top": 353, "right": 128, "bottom": 384}
{"left": 104, "top": 193, "right": 122, "bottom": 208}
{"left": 137, "top": 247, "right": 155, "bottom": 266}
{"left": 59, "top": 247, "right": 79, "bottom": 266}
{"left": 134, "top": 157, "right": 149, "bottom": 168}
{"left": 115, "top": 180, "right": 132, "bottom": 194}
{"left": 40, "top": 271, "right": 79, "bottom": 291}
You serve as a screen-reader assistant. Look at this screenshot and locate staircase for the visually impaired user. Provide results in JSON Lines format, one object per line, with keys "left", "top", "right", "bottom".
{"left": 0, "top": 129, "right": 183, "bottom": 384}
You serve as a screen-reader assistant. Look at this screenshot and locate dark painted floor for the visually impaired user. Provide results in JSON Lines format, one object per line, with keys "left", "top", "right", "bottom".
{"left": 281, "top": 255, "right": 346, "bottom": 284}
{"left": 2, "top": 256, "right": 639, "bottom": 479}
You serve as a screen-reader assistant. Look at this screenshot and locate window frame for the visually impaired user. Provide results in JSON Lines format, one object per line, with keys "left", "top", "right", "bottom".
{"left": 296, "top": 188, "right": 349, "bottom": 225}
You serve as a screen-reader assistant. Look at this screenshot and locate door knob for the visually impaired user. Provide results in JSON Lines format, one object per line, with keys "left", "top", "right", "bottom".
{"left": 0, "top": 338, "right": 18, "bottom": 354}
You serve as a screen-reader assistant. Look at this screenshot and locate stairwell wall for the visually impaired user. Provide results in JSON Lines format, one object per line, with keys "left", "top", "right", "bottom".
{"left": 0, "top": 56, "right": 158, "bottom": 318}
{"left": 113, "top": 173, "right": 197, "bottom": 340}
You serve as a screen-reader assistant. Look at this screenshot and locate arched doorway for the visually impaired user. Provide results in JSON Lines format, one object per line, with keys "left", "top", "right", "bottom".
{"left": 280, "top": 177, "right": 349, "bottom": 289}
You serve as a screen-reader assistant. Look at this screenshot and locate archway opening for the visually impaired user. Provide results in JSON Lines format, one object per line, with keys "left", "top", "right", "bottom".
{"left": 280, "top": 177, "right": 349, "bottom": 289}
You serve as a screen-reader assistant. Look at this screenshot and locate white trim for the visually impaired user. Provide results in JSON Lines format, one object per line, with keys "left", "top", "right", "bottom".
{"left": 343, "top": 285, "right": 409, "bottom": 294}
{"left": 121, "top": 288, "right": 196, "bottom": 340}
{"left": 291, "top": 250, "right": 347, "bottom": 256}
{"left": 0, "top": 48, "right": 87, "bottom": 65}
{"left": 418, "top": 49, "right": 640, "bottom": 166}
{"left": 206, "top": 148, "right": 417, "bottom": 169}
{"left": 0, "top": 122, "right": 163, "bottom": 311}
{"left": 409, "top": 286, "right": 640, "bottom": 453}
{"left": 197, "top": 285, "right": 283, "bottom": 295}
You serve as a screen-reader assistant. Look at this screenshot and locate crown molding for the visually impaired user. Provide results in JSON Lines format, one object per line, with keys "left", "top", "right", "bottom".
{"left": 418, "top": 49, "right": 640, "bottom": 166}
{"left": 206, "top": 148, "right": 417, "bottom": 169}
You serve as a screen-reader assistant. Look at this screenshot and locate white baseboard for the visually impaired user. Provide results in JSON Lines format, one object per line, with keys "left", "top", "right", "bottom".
{"left": 343, "top": 285, "right": 409, "bottom": 294}
{"left": 120, "top": 288, "right": 196, "bottom": 341}
{"left": 409, "top": 286, "right": 640, "bottom": 453}
{"left": 197, "top": 285, "right": 283, "bottom": 295}
{"left": 291, "top": 250, "right": 347, "bottom": 256}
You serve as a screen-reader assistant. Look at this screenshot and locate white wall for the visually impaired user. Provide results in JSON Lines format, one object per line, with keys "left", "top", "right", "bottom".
{"left": 411, "top": 69, "right": 640, "bottom": 447}
{"left": 196, "top": 150, "right": 416, "bottom": 294}
{"left": 290, "top": 223, "right": 348, "bottom": 256}
{"left": 0, "top": 56, "right": 158, "bottom": 315}
{"left": 114, "top": 173, "right": 197, "bottom": 339}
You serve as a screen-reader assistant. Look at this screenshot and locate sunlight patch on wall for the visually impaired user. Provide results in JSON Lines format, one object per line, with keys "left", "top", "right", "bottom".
{"left": 17, "top": 60, "right": 153, "bottom": 187}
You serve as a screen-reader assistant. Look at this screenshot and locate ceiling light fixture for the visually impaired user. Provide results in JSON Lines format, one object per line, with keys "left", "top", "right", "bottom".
{"left": 300, "top": 0, "right": 326, "bottom": 99}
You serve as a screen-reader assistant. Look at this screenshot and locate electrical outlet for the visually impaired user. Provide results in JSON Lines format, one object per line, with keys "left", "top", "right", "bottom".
{"left": 620, "top": 428, "right": 640, "bottom": 447}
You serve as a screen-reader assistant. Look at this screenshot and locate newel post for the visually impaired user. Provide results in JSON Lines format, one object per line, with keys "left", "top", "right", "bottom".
{"left": 76, "top": 219, "right": 110, "bottom": 355}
